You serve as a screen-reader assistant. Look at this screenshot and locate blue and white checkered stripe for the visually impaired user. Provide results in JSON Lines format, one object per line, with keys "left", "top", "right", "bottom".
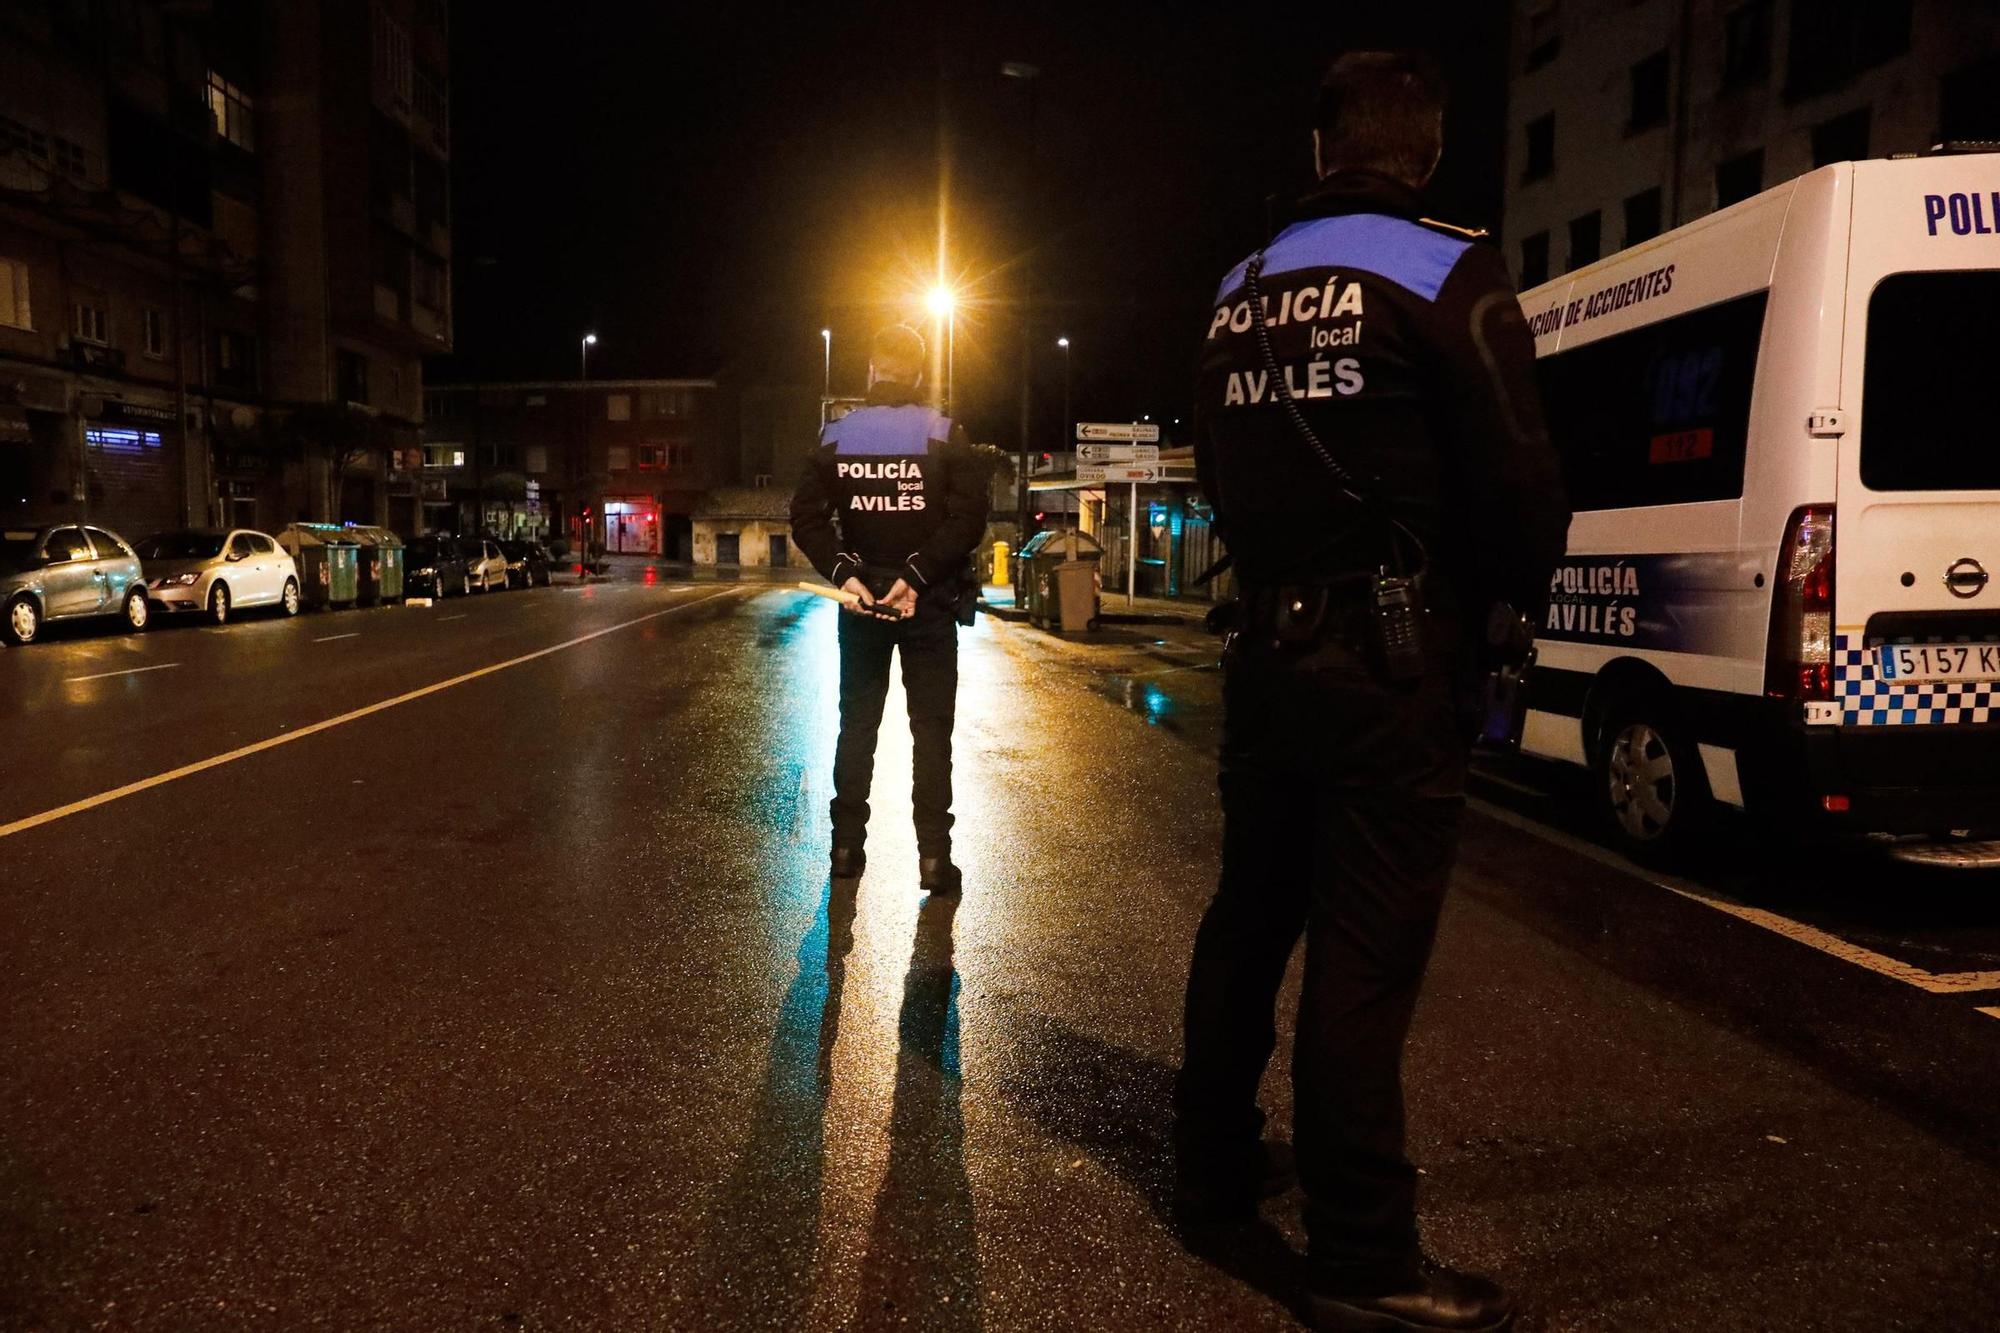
{"left": 1836, "top": 632, "right": 2000, "bottom": 726}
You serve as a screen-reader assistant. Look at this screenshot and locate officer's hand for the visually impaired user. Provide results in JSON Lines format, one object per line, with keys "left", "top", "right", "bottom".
{"left": 883, "top": 579, "right": 917, "bottom": 617}
{"left": 840, "top": 577, "right": 876, "bottom": 614}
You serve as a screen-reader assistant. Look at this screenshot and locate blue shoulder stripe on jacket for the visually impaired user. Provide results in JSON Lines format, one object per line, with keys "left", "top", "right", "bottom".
{"left": 1215, "top": 213, "right": 1474, "bottom": 305}
{"left": 821, "top": 403, "right": 954, "bottom": 455}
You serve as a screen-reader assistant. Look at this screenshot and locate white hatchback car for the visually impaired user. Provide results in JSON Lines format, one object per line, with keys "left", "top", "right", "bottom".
{"left": 137, "top": 529, "right": 301, "bottom": 624}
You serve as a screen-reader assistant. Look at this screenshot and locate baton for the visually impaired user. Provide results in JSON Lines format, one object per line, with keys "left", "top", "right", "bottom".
{"left": 796, "top": 581, "right": 906, "bottom": 620}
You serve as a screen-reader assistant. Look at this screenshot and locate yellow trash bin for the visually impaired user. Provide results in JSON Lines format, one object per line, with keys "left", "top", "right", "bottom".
{"left": 992, "top": 540, "right": 1011, "bottom": 588}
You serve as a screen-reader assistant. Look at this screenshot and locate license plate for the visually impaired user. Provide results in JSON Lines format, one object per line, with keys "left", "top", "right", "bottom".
{"left": 1876, "top": 642, "right": 2000, "bottom": 682}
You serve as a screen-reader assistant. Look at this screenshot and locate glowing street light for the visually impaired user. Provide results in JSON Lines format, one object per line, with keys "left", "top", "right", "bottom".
{"left": 925, "top": 285, "right": 959, "bottom": 410}
{"left": 820, "top": 327, "right": 832, "bottom": 403}
{"left": 580, "top": 332, "right": 598, "bottom": 379}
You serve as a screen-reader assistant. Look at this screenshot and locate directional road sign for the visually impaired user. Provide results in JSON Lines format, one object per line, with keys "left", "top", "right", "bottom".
{"left": 1076, "top": 422, "right": 1162, "bottom": 443}
{"left": 1075, "top": 443, "right": 1160, "bottom": 464}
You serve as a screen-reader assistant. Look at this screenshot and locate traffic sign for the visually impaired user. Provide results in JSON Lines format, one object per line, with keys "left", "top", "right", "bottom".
{"left": 1102, "top": 464, "right": 1163, "bottom": 483}
{"left": 1077, "top": 463, "right": 1108, "bottom": 484}
{"left": 1077, "top": 421, "right": 1161, "bottom": 443}
{"left": 1076, "top": 443, "right": 1160, "bottom": 464}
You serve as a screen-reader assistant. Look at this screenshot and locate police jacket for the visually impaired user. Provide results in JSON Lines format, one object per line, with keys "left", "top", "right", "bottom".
{"left": 1196, "top": 171, "right": 1570, "bottom": 626}
{"left": 790, "top": 381, "right": 992, "bottom": 596}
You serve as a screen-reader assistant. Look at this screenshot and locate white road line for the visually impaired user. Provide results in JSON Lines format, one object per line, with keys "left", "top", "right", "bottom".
{"left": 65, "top": 662, "right": 181, "bottom": 684}
{"left": 0, "top": 587, "right": 741, "bottom": 843}
{"left": 1471, "top": 798, "right": 2000, "bottom": 998}
{"left": 312, "top": 632, "right": 360, "bottom": 643}
{"left": 439, "top": 614, "right": 466, "bottom": 621}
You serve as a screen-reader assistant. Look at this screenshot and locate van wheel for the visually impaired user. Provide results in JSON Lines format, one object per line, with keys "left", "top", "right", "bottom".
{"left": 123, "top": 587, "right": 150, "bottom": 632}
{"left": 1595, "top": 700, "right": 1710, "bottom": 862}
{"left": 5, "top": 595, "right": 42, "bottom": 645}
{"left": 208, "top": 582, "right": 231, "bottom": 625}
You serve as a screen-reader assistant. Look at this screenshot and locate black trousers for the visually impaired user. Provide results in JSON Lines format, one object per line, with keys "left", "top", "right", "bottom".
{"left": 1176, "top": 626, "right": 1466, "bottom": 1282}
{"left": 830, "top": 602, "right": 959, "bottom": 857}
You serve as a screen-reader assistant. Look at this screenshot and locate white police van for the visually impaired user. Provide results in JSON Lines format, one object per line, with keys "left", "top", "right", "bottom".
{"left": 1515, "top": 150, "right": 2000, "bottom": 857}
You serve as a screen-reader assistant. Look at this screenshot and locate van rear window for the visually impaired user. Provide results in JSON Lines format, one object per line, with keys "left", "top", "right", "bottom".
{"left": 1538, "top": 291, "right": 1767, "bottom": 511}
{"left": 1862, "top": 271, "right": 2000, "bottom": 492}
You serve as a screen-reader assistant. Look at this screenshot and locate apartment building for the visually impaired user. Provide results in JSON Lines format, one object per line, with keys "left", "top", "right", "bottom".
{"left": 421, "top": 379, "right": 722, "bottom": 557}
{"left": 0, "top": 0, "right": 452, "bottom": 539}
{"left": 1503, "top": 0, "right": 2000, "bottom": 284}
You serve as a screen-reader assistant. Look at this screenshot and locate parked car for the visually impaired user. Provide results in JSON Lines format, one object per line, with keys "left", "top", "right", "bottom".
{"left": 458, "top": 536, "right": 510, "bottom": 592}
{"left": 499, "top": 539, "right": 553, "bottom": 588}
{"left": 1, "top": 522, "right": 151, "bottom": 645}
{"left": 137, "top": 529, "right": 301, "bottom": 624}
{"left": 404, "top": 534, "right": 471, "bottom": 598}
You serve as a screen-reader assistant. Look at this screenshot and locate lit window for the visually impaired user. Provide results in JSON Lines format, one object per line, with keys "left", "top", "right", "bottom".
{"left": 86, "top": 427, "right": 161, "bottom": 452}
{"left": 607, "top": 394, "right": 631, "bottom": 421}
{"left": 0, "top": 257, "right": 29, "bottom": 330}
{"left": 207, "top": 72, "right": 255, "bottom": 152}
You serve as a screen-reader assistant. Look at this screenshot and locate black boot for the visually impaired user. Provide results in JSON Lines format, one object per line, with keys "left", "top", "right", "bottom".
{"left": 831, "top": 844, "right": 866, "bottom": 879}
{"left": 1171, "top": 1138, "right": 1296, "bottom": 1226}
{"left": 1307, "top": 1260, "right": 1513, "bottom": 1332}
{"left": 918, "top": 856, "right": 961, "bottom": 896}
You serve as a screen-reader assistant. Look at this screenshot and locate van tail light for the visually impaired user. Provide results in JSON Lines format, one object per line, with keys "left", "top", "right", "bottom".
{"left": 1765, "top": 505, "right": 1836, "bottom": 702}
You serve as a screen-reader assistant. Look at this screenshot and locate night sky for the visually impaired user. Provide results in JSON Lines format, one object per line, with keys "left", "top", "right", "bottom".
{"left": 441, "top": 2, "right": 1510, "bottom": 449}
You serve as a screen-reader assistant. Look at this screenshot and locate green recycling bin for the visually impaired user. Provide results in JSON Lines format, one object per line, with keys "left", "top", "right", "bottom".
{"left": 341, "top": 525, "right": 405, "bottom": 603}
{"left": 275, "top": 524, "right": 362, "bottom": 609}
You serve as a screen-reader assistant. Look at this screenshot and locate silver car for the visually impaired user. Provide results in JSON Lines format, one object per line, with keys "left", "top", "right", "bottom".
{"left": 0, "top": 523, "right": 151, "bottom": 645}
{"left": 136, "top": 529, "right": 301, "bottom": 624}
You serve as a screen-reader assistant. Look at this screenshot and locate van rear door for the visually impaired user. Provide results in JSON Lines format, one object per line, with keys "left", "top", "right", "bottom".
{"left": 1836, "top": 156, "right": 2000, "bottom": 730}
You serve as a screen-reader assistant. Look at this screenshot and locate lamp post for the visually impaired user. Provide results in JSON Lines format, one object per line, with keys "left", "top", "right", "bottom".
{"left": 924, "top": 285, "right": 956, "bottom": 411}
{"left": 578, "top": 332, "right": 597, "bottom": 580}
{"left": 820, "top": 326, "right": 832, "bottom": 401}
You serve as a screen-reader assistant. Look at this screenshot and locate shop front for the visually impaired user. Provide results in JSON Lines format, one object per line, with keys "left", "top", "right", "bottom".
{"left": 603, "top": 496, "right": 661, "bottom": 554}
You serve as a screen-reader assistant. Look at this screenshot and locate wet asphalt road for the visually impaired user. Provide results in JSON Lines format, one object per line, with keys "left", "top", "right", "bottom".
{"left": 3, "top": 571, "right": 1998, "bottom": 1331}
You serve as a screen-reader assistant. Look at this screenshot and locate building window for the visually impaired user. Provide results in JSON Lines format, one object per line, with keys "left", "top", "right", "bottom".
{"left": 1785, "top": 0, "right": 1912, "bottom": 102}
{"left": 636, "top": 445, "right": 662, "bottom": 469}
{"left": 607, "top": 445, "right": 631, "bottom": 471}
{"left": 414, "top": 64, "right": 449, "bottom": 141}
{"left": 1624, "top": 188, "right": 1663, "bottom": 245}
{"left": 412, "top": 252, "right": 446, "bottom": 313}
{"left": 371, "top": 226, "right": 409, "bottom": 296}
{"left": 1520, "top": 231, "right": 1550, "bottom": 289}
{"left": 639, "top": 388, "right": 694, "bottom": 419}
{"left": 1715, "top": 148, "right": 1763, "bottom": 208}
{"left": 525, "top": 445, "right": 548, "bottom": 473}
{"left": 0, "top": 116, "right": 88, "bottom": 181}
{"left": 206, "top": 72, "right": 254, "bottom": 152}
{"left": 1525, "top": 3, "right": 1560, "bottom": 71}
{"left": 607, "top": 394, "right": 631, "bottom": 421}
{"left": 0, "top": 257, "right": 30, "bottom": 330}
{"left": 1812, "top": 106, "right": 1871, "bottom": 166}
{"left": 1567, "top": 212, "right": 1601, "bottom": 271}
{"left": 423, "top": 389, "right": 449, "bottom": 418}
{"left": 85, "top": 426, "right": 161, "bottom": 453}
{"left": 372, "top": 3, "right": 414, "bottom": 110}
{"left": 1629, "top": 51, "right": 1670, "bottom": 132}
{"left": 1941, "top": 56, "right": 2000, "bottom": 144}
{"left": 213, "top": 329, "right": 258, "bottom": 391}
{"left": 73, "top": 295, "right": 109, "bottom": 345}
{"left": 142, "top": 307, "right": 167, "bottom": 358}
{"left": 1523, "top": 113, "right": 1555, "bottom": 182}
{"left": 666, "top": 442, "right": 693, "bottom": 469}
{"left": 337, "top": 350, "right": 370, "bottom": 404}
{"left": 1722, "top": 0, "right": 1773, "bottom": 91}
{"left": 413, "top": 152, "right": 449, "bottom": 233}
{"left": 423, "top": 444, "right": 466, "bottom": 468}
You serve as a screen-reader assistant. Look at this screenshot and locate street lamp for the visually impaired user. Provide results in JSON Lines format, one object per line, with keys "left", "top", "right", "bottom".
{"left": 578, "top": 332, "right": 598, "bottom": 580}
{"left": 925, "top": 285, "right": 956, "bottom": 410}
{"left": 820, "top": 327, "right": 832, "bottom": 401}
{"left": 1056, "top": 336, "right": 1072, "bottom": 450}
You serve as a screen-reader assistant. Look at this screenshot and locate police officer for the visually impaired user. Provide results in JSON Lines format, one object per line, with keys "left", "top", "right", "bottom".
{"left": 790, "top": 323, "right": 992, "bottom": 894}
{"left": 1174, "top": 53, "right": 1570, "bottom": 1331}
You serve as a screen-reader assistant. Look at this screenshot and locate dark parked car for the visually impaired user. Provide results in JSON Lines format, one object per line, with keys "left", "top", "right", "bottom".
{"left": 403, "top": 534, "right": 471, "bottom": 598}
{"left": 499, "top": 539, "right": 553, "bottom": 588}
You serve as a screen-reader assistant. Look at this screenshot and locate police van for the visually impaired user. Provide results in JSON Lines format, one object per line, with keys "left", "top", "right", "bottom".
{"left": 1514, "top": 150, "right": 2000, "bottom": 858}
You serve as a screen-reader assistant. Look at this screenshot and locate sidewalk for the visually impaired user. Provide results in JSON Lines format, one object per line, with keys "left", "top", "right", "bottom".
{"left": 977, "top": 582, "right": 1212, "bottom": 627}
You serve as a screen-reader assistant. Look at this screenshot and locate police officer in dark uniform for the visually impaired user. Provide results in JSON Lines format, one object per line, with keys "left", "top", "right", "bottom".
{"left": 790, "top": 323, "right": 992, "bottom": 894}
{"left": 1174, "top": 53, "right": 1570, "bottom": 1331}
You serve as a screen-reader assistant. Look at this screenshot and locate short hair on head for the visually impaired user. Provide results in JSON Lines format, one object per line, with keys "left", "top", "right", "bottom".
{"left": 1315, "top": 51, "right": 1446, "bottom": 187}
{"left": 870, "top": 322, "right": 927, "bottom": 385}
